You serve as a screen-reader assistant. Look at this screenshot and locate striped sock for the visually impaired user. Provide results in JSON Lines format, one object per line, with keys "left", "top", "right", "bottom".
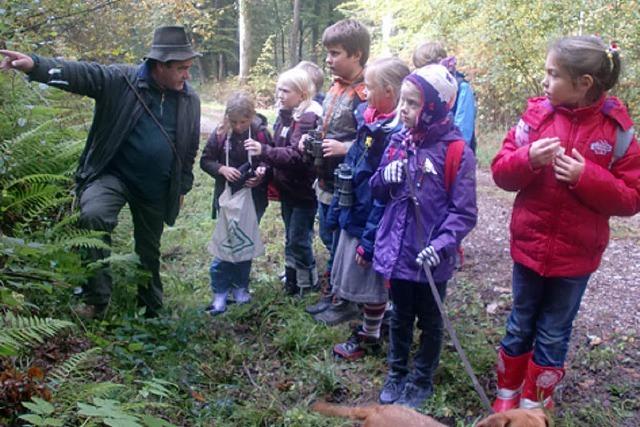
{"left": 361, "top": 303, "right": 387, "bottom": 339}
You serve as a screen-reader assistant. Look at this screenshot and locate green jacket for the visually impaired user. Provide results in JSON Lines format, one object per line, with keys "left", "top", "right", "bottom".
{"left": 28, "top": 55, "right": 201, "bottom": 225}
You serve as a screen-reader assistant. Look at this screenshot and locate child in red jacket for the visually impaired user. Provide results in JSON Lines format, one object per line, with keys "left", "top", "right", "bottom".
{"left": 491, "top": 36, "right": 640, "bottom": 411}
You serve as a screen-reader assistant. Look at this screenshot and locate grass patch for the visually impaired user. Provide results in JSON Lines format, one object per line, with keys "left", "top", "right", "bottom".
{"left": 20, "top": 146, "right": 636, "bottom": 426}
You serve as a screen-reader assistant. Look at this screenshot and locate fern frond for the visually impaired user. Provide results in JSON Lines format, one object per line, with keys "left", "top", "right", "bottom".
{"left": 48, "top": 212, "right": 81, "bottom": 236}
{"left": 8, "top": 118, "right": 61, "bottom": 146}
{"left": 47, "top": 347, "right": 101, "bottom": 389}
{"left": 2, "top": 183, "right": 64, "bottom": 213}
{"left": 56, "top": 235, "right": 110, "bottom": 251}
{"left": 2, "top": 173, "right": 71, "bottom": 189}
{"left": 0, "top": 312, "right": 74, "bottom": 356}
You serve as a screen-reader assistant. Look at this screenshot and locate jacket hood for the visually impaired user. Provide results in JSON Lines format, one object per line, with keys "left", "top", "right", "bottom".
{"left": 405, "top": 64, "right": 461, "bottom": 145}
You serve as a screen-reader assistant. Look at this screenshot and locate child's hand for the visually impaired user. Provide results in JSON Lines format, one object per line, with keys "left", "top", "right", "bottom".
{"left": 383, "top": 160, "right": 406, "bottom": 184}
{"left": 298, "top": 134, "right": 309, "bottom": 152}
{"left": 245, "top": 166, "right": 266, "bottom": 188}
{"left": 529, "top": 137, "right": 561, "bottom": 169}
{"left": 553, "top": 148, "right": 585, "bottom": 185}
{"left": 416, "top": 245, "right": 440, "bottom": 267}
{"left": 322, "top": 139, "right": 347, "bottom": 157}
{"left": 355, "top": 253, "right": 371, "bottom": 268}
{"left": 244, "top": 138, "right": 262, "bottom": 156}
{"left": 219, "top": 165, "right": 241, "bottom": 182}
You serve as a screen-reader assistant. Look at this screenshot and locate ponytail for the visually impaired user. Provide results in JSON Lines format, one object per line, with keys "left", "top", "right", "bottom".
{"left": 549, "top": 36, "right": 622, "bottom": 102}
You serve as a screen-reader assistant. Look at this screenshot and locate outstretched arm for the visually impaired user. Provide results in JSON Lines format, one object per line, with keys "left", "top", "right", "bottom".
{"left": 2, "top": 50, "right": 119, "bottom": 100}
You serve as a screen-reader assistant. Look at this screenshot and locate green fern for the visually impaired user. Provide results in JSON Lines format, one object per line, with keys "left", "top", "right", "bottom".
{"left": 47, "top": 347, "right": 101, "bottom": 389}
{"left": 3, "top": 173, "right": 72, "bottom": 189}
{"left": 0, "top": 312, "right": 75, "bottom": 356}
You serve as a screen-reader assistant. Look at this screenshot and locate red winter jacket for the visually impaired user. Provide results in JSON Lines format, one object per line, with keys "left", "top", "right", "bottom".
{"left": 492, "top": 96, "right": 640, "bottom": 277}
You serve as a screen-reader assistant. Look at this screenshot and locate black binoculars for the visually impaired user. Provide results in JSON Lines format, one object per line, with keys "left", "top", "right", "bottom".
{"left": 303, "top": 130, "right": 324, "bottom": 167}
{"left": 229, "top": 162, "right": 256, "bottom": 193}
{"left": 335, "top": 163, "right": 354, "bottom": 207}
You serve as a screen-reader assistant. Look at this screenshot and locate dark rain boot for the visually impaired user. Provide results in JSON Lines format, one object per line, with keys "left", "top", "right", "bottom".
{"left": 283, "top": 266, "right": 300, "bottom": 295}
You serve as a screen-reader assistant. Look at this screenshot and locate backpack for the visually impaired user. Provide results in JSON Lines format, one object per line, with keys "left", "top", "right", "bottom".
{"left": 444, "top": 139, "right": 467, "bottom": 266}
{"left": 445, "top": 139, "right": 466, "bottom": 193}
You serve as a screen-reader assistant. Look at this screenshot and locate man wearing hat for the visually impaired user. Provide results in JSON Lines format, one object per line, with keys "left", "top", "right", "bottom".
{"left": 1, "top": 26, "right": 202, "bottom": 318}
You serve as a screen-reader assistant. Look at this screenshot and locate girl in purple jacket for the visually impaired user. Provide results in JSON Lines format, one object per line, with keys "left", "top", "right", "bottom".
{"left": 371, "top": 65, "right": 477, "bottom": 409}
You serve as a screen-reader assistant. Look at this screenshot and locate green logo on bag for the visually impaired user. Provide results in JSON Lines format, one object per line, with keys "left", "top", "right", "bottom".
{"left": 222, "top": 220, "right": 254, "bottom": 254}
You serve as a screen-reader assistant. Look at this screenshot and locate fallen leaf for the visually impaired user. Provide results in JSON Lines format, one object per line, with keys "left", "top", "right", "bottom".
{"left": 191, "top": 390, "right": 206, "bottom": 402}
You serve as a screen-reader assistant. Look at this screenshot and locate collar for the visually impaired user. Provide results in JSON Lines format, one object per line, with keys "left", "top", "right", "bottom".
{"left": 363, "top": 106, "right": 396, "bottom": 124}
{"left": 332, "top": 67, "right": 364, "bottom": 87}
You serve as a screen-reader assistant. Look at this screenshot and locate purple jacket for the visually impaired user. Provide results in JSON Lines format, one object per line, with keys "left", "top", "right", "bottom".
{"left": 370, "top": 128, "right": 477, "bottom": 283}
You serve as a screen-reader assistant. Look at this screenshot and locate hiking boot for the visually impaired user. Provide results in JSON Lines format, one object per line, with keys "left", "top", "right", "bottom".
{"left": 305, "top": 294, "right": 333, "bottom": 315}
{"left": 313, "top": 300, "right": 360, "bottom": 326}
{"left": 72, "top": 303, "right": 107, "bottom": 320}
{"left": 396, "top": 381, "right": 434, "bottom": 409}
{"left": 232, "top": 288, "right": 251, "bottom": 304}
{"left": 333, "top": 327, "right": 381, "bottom": 361}
{"left": 379, "top": 375, "right": 406, "bottom": 404}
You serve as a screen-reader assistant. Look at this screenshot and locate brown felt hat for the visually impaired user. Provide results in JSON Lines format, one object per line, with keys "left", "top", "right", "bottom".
{"left": 145, "top": 26, "right": 201, "bottom": 62}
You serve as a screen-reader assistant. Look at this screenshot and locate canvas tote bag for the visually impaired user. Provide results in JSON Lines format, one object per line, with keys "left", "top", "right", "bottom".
{"left": 207, "top": 132, "right": 264, "bottom": 262}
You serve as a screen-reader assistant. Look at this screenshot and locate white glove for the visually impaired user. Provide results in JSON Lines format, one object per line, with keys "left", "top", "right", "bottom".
{"left": 416, "top": 245, "right": 440, "bottom": 267}
{"left": 383, "top": 159, "right": 406, "bottom": 184}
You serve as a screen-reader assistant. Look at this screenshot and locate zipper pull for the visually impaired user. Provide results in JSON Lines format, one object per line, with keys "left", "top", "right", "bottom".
{"left": 160, "top": 92, "right": 165, "bottom": 117}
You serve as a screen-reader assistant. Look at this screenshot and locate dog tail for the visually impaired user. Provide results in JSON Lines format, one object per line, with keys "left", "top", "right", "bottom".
{"left": 311, "top": 400, "right": 375, "bottom": 421}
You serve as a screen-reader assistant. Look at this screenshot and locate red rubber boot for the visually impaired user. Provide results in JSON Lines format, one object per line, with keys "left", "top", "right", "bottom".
{"left": 520, "top": 359, "right": 565, "bottom": 410}
{"left": 492, "top": 349, "right": 532, "bottom": 412}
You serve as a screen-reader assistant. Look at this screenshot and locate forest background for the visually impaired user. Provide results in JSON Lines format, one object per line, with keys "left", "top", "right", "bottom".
{"left": 1, "top": 1, "right": 639, "bottom": 426}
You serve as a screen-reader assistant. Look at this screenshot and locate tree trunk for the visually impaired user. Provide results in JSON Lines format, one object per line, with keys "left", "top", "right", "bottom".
{"left": 310, "top": 0, "right": 320, "bottom": 63}
{"left": 238, "top": 0, "right": 251, "bottom": 83}
{"left": 218, "top": 53, "right": 225, "bottom": 81}
{"left": 289, "top": 0, "right": 301, "bottom": 67}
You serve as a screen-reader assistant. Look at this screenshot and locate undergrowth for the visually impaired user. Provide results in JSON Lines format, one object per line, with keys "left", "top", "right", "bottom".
{"left": 3, "top": 84, "right": 637, "bottom": 426}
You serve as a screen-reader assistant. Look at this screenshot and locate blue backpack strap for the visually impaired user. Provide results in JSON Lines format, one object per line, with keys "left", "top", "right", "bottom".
{"left": 609, "top": 126, "right": 635, "bottom": 168}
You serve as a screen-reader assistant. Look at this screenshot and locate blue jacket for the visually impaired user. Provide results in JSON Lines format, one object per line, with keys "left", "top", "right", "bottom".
{"left": 327, "top": 103, "right": 403, "bottom": 261}
{"left": 452, "top": 73, "right": 476, "bottom": 151}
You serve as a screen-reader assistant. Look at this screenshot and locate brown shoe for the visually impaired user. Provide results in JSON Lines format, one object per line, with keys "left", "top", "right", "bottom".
{"left": 73, "top": 303, "right": 107, "bottom": 320}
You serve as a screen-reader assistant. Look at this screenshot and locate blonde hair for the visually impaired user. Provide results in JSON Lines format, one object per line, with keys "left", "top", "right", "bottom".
{"left": 412, "top": 41, "right": 447, "bottom": 68}
{"left": 295, "top": 60, "right": 324, "bottom": 94}
{"left": 365, "top": 57, "right": 411, "bottom": 103}
{"left": 277, "top": 67, "right": 316, "bottom": 120}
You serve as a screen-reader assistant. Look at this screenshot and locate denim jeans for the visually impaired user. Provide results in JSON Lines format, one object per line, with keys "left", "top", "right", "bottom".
{"left": 388, "top": 279, "right": 447, "bottom": 386}
{"left": 317, "top": 201, "right": 339, "bottom": 276}
{"left": 209, "top": 258, "right": 252, "bottom": 293}
{"left": 281, "top": 200, "right": 316, "bottom": 271}
{"left": 501, "top": 263, "right": 589, "bottom": 367}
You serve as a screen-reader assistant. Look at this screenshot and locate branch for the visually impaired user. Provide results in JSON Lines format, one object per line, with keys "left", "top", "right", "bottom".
{"left": 2, "top": 0, "right": 122, "bottom": 38}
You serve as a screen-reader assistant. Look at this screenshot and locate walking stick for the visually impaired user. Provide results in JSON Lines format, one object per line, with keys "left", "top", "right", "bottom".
{"left": 402, "top": 152, "right": 494, "bottom": 414}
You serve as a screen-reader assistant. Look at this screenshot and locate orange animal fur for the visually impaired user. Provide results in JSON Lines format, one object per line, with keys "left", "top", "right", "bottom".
{"left": 311, "top": 401, "right": 549, "bottom": 427}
